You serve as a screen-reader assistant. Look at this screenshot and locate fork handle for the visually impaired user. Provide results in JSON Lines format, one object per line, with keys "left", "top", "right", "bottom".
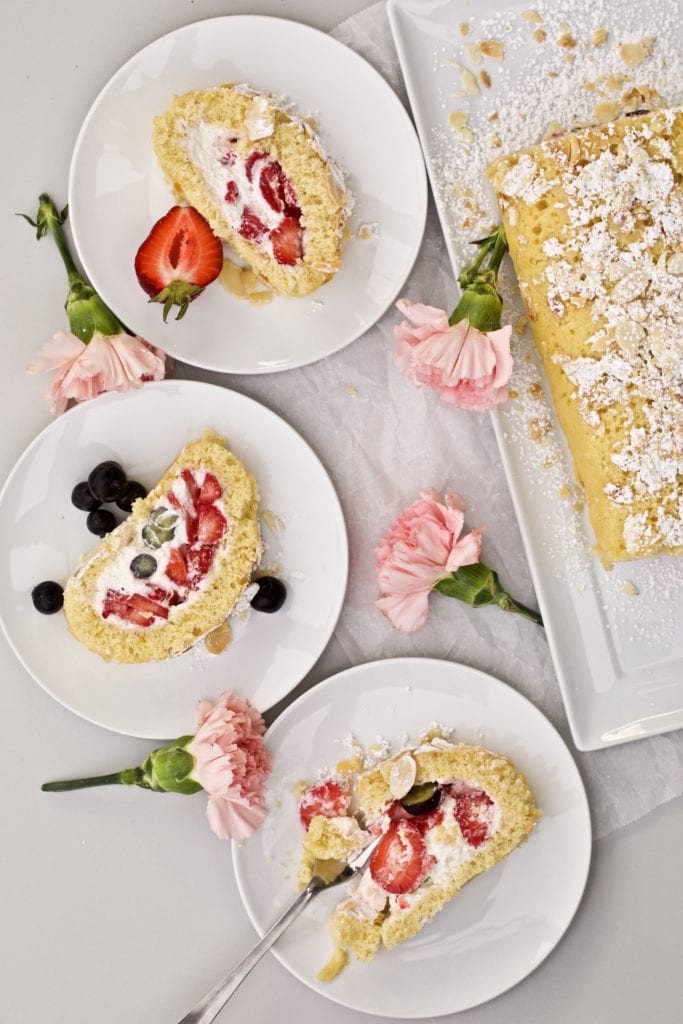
{"left": 177, "top": 884, "right": 318, "bottom": 1024}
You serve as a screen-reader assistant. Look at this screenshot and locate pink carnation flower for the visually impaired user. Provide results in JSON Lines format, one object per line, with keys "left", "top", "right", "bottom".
{"left": 187, "top": 692, "right": 271, "bottom": 842}
{"left": 393, "top": 299, "right": 513, "bottom": 411}
{"left": 376, "top": 489, "right": 482, "bottom": 632}
{"left": 26, "top": 330, "right": 166, "bottom": 416}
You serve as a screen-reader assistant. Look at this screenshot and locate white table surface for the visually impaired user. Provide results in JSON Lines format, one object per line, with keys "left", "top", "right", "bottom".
{"left": 1, "top": 2, "right": 680, "bottom": 1022}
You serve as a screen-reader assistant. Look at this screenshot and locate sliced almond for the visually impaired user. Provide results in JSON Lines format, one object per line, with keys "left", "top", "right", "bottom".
{"left": 532, "top": 28, "right": 547, "bottom": 43}
{"left": 449, "top": 110, "right": 469, "bottom": 129}
{"left": 521, "top": 10, "right": 543, "bottom": 22}
{"left": 622, "top": 581, "right": 639, "bottom": 597}
{"left": 592, "top": 27, "right": 608, "bottom": 46}
{"left": 619, "top": 41, "right": 647, "bottom": 68}
{"left": 593, "top": 100, "right": 622, "bottom": 123}
{"left": 642, "top": 35, "right": 656, "bottom": 55}
{"left": 458, "top": 21, "right": 471, "bottom": 36}
{"left": 462, "top": 68, "right": 480, "bottom": 95}
{"left": 389, "top": 754, "right": 417, "bottom": 799}
{"left": 480, "top": 38, "right": 504, "bottom": 59}
{"left": 606, "top": 72, "right": 626, "bottom": 90}
{"left": 466, "top": 42, "right": 483, "bottom": 64}
{"left": 479, "top": 69, "right": 492, "bottom": 88}
{"left": 614, "top": 320, "right": 645, "bottom": 354}
{"left": 557, "top": 32, "right": 576, "bottom": 49}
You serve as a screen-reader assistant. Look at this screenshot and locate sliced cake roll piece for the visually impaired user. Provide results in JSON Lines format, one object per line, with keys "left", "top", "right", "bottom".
{"left": 297, "top": 740, "right": 538, "bottom": 978}
{"left": 64, "top": 434, "right": 260, "bottom": 663}
{"left": 152, "top": 83, "right": 351, "bottom": 297}
{"left": 488, "top": 108, "right": 683, "bottom": 563}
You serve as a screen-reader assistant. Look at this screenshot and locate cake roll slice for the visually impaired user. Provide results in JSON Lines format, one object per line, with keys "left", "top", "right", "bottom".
{"left": 64, "top": 434, "right": 260, "bottom": 663}
{"left": 488, "top": 108, "right": 683, "bottom": 563}
{"left": 153, "top": 83, "right": 351, "bottom": 297}
{"left": 298, "top": 740, "right": 538, "bottom": 977}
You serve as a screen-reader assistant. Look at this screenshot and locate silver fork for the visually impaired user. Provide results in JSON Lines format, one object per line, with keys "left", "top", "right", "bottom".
{"left": 177, "top": 834, "right": 381, "bottom": 1024}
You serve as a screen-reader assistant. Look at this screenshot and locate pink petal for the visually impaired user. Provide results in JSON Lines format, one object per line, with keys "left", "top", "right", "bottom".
{"left": 395, "top": 298, "right": 450, "bottom": 331}
{"left": 207, "top": 794, "right": 268, "bottom": 841}
{"left": 376, "top": 590, "right": 431, "bottom": 632}
{"left": 26, "top": 331, "right": 85, "bottom": 374}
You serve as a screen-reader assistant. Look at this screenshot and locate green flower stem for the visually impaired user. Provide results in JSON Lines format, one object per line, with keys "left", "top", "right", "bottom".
{"left": 42, "top": 768, "right": 143, "bottom": 792}
{"left": 41, "top": 736, "right": 202, "bottom": 796}
{"left": 449, "top": 225, "right": 509, "bottom": 333}
{"left": 434, "top": 562, "right": 543, "bottom": 627}
{"left": 19, "top": 193, "right": 125, "bottom": 342}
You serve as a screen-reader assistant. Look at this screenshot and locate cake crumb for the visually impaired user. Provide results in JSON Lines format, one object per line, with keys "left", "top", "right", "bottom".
{"left": 345, "top": 384, "right": 358, "bottom": 396}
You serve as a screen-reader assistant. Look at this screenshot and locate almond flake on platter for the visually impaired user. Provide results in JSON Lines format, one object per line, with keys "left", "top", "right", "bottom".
{"left": 521, "top": 10, "right": 543, "bottom": 22}
{"left": 533, "top": 28, "right": 547, "bottom": 43}
{"left": 480, "top": 38, "right": 505, "bottom": 59}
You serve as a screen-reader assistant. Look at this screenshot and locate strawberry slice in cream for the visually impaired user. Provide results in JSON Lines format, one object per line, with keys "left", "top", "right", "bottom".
{"left": 95, "top": 467, "right": 229, "bottom": 628}
{"left": 184, "top": 123, "right": 304, "bottom": 265}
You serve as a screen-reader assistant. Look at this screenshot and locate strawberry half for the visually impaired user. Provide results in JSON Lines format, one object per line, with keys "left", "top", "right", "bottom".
{"left": 298, "top": 780, "right": 350, "bottom": 831}
{"left": 271, "top": 216, "right": 303, "bottom": 266}
{"left": 369, "top": 820, "right": 431, "bottom": 895}
{"left": 134, "top": 206, "right": 223, "bottom": 322}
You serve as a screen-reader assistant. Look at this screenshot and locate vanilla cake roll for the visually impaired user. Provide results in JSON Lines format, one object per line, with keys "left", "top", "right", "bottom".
{"left": 297, "top": 740, "right": 538, "bottom": 977}
{"left": 488, "top": 108, "right": 683, "bottom": 563}
{"left": 64, "top": 435, "right": 260, "bottom": 663}
{"left": 153, "top": 83, "right": 351, "bottom": 297}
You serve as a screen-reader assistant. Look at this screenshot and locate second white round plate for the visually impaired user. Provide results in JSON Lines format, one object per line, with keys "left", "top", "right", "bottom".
{"left": 0, "top": 380, "right": 348, "bottom": 738}
{"left": 68, "top": 16, "right": 427, "bottom": 374}
{"left": 233, "top": 657, "right": 591, "bottom": 1019}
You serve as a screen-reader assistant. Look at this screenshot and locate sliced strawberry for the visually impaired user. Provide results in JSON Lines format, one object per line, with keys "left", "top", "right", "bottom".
{"left": 144, "top": 584, "right": 181, "bottom": 606}
{"left": 127, "top": 593, "right": 169, "bottom": 619}
{"left": 165, "top": 546, "right": 189, "bottom": 588}
{"left": 197, "top": 503, "right": 227, "bottom": 544}
{"left": 271, "top": 216, "right": 303, "bottom": 266}
{"left": 239, "top": 209, "right": 268, "bottom": 242}
{"left": 198, "top": 473, "right": 222, "bottom": 504}
{"left": 225, "top": 181, "right": 239, "bottom": 203}
{"left": 259, "top": 163, "right": 284, "bottom": 213}
{"left": 181, "top": 469, "right": 200, "bottom": 508}
{"left": 186, "top": 543, "right": 216, "bottom": 587}
{"left": 102, "top": 590, "right": 154, "bottom": 627}
{"left": 282, "top": 177, "right": 301, "bottom": 216}
{"left": 449, "top": 785, "right": 494, "bottom": 848}
{"left": 370, "top": 820, "right": 430, "bottom": 895}
{"left": 245, "top": 150, "right": 267, "bottom": 181}
{"left": 134, "top": 205, "right": 223, "bottom": 322}
{"left": 298, "top": 780, "right": 350, "bottom": 831}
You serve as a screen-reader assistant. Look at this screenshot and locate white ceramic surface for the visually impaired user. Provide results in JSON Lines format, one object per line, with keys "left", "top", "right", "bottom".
{"left": 0, "top": 379, "right": 348, "bottom": 738}
{"left": 68, "top": 15, "right": 427, "bottom": 375}
{"left": 233, "top": 657, "right": 591, "bottom": 1018}
{"left": 387, "top": 0, "right": 683, "bottom": 751}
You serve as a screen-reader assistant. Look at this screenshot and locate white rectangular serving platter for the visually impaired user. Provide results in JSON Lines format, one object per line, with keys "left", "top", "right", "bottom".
{"left": 388, "top": 0, "right": 683, "bottom": 750}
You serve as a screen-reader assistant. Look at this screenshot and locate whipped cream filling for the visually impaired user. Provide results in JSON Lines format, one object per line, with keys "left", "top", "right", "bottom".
{"left": 184, "top": 121, "right": 284, "bottom": 260}
{"left": 93, "top": 467, "right": 230, "bottom": 629}
{"left": 339, "top": 784, "right": 501, "bottom": 920}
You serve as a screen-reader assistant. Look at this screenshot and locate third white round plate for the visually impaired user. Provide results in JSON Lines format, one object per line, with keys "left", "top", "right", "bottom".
{"left": 233, "top": 657, "right": 591, "bottom": 1018}
{"left": 68, "top": 16, "right": 427, "bottom": 374}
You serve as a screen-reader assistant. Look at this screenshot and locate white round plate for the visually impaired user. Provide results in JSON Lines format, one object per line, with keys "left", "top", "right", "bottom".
{"left": 0, "top": 380, "right": 347, "bottom": 738}
{"left": 233, "top": 657, "right": 591, "bottom": 1018}
{"left": 68, "top": 16, "right": 427, "bottom": 374}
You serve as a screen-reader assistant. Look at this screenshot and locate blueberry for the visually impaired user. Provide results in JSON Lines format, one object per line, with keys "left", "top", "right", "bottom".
{"left": 71, "top": 481, "right": 101, "bottom": 512}
{"left": 130, "top": 554, "right": 157, "bottom": 579}
{"left": 250, "top": 576, "right": 287, "bottom": 613}
{"left": 87, "top": 509, "right": 117, "bottom": 537}
{"left": 32, "top": 580, "right": 64, "bottom": 614}
{"left": 116, "top": 480, "right": 147, "bottom": 514}
{"left": 400, "top": 783, "right": 442, "bottom": 816}
{"left": 88, "top": 461, "right": 127, "bottom": 503}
